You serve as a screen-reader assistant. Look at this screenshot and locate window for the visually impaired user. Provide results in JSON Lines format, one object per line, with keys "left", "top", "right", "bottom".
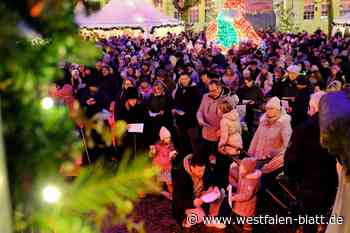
{"left": 304, "top": 4, "right": 315, "bottom": 20}
{"left": 188, "top": 6, "right": 199, "bottom": 24}
{"left": 321, "top": 2, "right": 329, "bottom": 17}
{"left": 205, "top": 0, "right": 214, "bottom": 23}
{"left": 153, "top": 0, "right": 163, "bottom": 8}
{"left": 340, "top": 0, "right": 350, "bottom": 16}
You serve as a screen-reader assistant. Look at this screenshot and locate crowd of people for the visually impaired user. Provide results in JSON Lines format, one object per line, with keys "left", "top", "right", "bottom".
{"left": 55, "top": 29, "right": 350, "bottom": 233}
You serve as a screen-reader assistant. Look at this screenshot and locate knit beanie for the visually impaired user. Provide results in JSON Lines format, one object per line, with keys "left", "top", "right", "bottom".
{"left": 266, "top": 97, "right": 282, "bottom": 110}
{"left": 159, "top": 127, "right": 171, "bottom": 140}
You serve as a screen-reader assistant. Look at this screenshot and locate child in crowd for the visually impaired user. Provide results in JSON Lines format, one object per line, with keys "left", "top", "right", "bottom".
{"left": 218, "top": 100, "right": 243, "bottom": 156}
{"left": 150, "top": 127, "right": 177, "bottom": 200}
{"left": 229, "top": 158, "right": 261, "bottom": 233}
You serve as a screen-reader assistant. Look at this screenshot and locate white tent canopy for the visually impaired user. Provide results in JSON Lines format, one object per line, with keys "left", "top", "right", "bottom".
{"left": 332, "top": 13, "right": 350, "bottom": 36}
{"left": 75, "top": 0, "right": 182, "bottom": 32}
{"left": 333, "top": 13, "right": 350, "bottom": 25}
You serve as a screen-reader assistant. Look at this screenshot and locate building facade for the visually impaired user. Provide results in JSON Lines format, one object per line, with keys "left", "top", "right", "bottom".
{"left": 152, "top": 0, "right": 226, "bottom": 31}
{"left": 273, "top": 0, "right": 350, "bottom": 33}
{"left": 152, "top": 0, "right": 275, "bottom": 31}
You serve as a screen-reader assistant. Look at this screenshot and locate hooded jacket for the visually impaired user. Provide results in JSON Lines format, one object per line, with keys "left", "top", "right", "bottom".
{"left": 197, "top": 87, "right": 239, "bottom": 141}
{"left": 218, "top": 110, "right": 243, "bottom": 152}
{"left": 232, "top": 169, "right": 262, "bottom": 217}
{"left": 248, "top": 111, "right": 292, "bottom": 173}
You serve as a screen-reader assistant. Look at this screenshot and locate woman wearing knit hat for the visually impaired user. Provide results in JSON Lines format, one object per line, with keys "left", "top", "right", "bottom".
{"left": 248, "top": 96, "right": 292, "bottom": 175}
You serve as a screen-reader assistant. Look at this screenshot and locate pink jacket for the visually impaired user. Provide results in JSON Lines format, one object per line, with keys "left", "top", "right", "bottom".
{"left": 248, "top": 112, "right": 292, "bottom": 173}
{"left": 232, "top": 170, "right": 262, "bottom": 217}
{"left": 218, "top": 110, "right": 242, "bottom": 150}
{"left": 152, "top": 142, "right": 174, "bottom": 171}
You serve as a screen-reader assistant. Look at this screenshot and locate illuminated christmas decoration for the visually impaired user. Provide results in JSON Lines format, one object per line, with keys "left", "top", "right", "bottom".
{"left": 223, "top": 0, "right": 243, "bottom": 10}
{"left": 206, "top": 0, "right": 261, "bottom": 48}
{"left": 216, "top": 11, "right": 239, "bottom": 48}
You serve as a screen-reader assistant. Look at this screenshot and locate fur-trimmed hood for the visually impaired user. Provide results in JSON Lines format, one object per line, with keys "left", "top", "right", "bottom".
{"left": 222, "top": 109, "right": 240, "bottom": 122}
{"left": 260, "top": 110, "right": 292, "bottom": 126}
{"left": 245, "top": 169, "right": 262, "bottom": 180}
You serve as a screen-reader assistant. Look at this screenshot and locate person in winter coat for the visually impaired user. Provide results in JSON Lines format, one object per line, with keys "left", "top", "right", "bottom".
{"left": 213, "top": 100, "right": 243, "bottom": 189}
{"left": 248, "top": 97, "right": 292, "bottom": 175}
{"left": 284, "top": 91, "right": 338, "bottom": 233}
{"left": 221, "top": 67, "right": 240, "bottom": 93}
{"left": 138, "top": 81, "right": 153, "bottom": 101}
{"left": 247, "top": 60, "right": 261, "bottom": 81}
{"left": 172, "top": 153, "right": 222, "bottom": 229}
{"left": 150, "top": 127, "right": 177, "bottom": 200}
{"left": 147, "top": 81, "right": 174, "bottom": 144}
{"left": 172, "top": 72, "right": 202, "bottom": 154}
{"left": 197, "top": 70, "right": 210, "bottom": 96}
{"left": 290, "top": 76, "right": 312, "bottom": 128}
{"left": 229, "top": 158, "right": 262, "bottom": 233}
{"left": 197, "top": 79, "right": 239, "bottom": 160}
{"left": 115, "top": 87, "right": 150, "bottom": 157}
{"left": 276, "top": 64, "right": 300, "bottom": 100}
{"left": 218, "top": 100, "right": 242, "bottom": 156}
{"left": 237, "top": 76, "right": 264, "bottom": 132}
{"left": 255, "top": 65, "right": 273, "bottom": 96}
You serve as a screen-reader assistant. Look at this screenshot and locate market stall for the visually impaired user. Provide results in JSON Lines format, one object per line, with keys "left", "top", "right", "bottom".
{"left": 75, "top": 0, "right": 184, "bottom": 39}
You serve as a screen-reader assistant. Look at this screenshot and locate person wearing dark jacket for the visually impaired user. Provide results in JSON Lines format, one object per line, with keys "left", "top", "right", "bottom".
{"left": 197, "top": 70, "right": 211, "bottom": 97}
{"left": 115, "top": 87, "right": 150, "bottom": 157}
{"left": 290, "top": 76, "right": 312, "bottom": 128}
{"left": 147, "top": 81, "right": 175, "bottom": 144}
{"left": 284, "top": 91, "right": 338, "bottom": 233}
{"left": 172, "top": 72, "right": 202, "bottom": 154}
{"left": 248, "top": 60, "right": 261, "bottom": 81}
{"left": 173, "top": 153, "right": 221, "bottom": 228}
{"left": 237, "top": 76, "right": 264, "bottom": 132}
{"left": 80, "top": 66, "right": 119, "bottom": 117}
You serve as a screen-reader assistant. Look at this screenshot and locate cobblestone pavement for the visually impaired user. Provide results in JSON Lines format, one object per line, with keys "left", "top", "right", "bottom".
{"left": 106, "top": 195, "right": 295, "bottom": 233}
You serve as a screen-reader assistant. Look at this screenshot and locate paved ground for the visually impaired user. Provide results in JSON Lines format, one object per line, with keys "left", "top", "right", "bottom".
{"left": 105, "top": 194, "right": 295, "bottom": 233}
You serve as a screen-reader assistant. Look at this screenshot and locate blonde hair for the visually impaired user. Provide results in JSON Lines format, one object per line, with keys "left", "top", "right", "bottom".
{"left": 219, "top": 100, "right": 233, "bottom": 114}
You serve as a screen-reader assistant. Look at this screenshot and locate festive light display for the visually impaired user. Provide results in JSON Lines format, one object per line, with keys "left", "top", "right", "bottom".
{"left": 216, "top": 11, "right": 239, "bottom": 48}
{"left": 223, "top": 0, "right": 243, "bottom": 10}
{"left": 234, "top": 16, "right": 261, "bottom": 45}
{"left": 206, "top": 0, "right": 262, "bottom": 48}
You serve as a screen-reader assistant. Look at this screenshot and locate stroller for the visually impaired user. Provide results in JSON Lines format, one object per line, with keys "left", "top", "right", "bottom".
{"left": 230, "top": 149, "right": 305, "bottom": 233}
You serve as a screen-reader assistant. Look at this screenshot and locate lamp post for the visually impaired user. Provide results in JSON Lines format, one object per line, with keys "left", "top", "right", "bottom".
{"left": 0, "top": 97, "right": 12, "bottom": 233}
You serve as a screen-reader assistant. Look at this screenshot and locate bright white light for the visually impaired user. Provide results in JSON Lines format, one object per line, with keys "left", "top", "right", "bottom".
{"left": 136, "top": 16, "right": 144, "bottom": 23}
{"left": 128, "top": 0, "right": 135, "bottom": 6}
{"left": 42, "top": 185, "right": 61, "bottom": 203}
{"left": 41, "top": 97, "right": 54, "bottom": 110}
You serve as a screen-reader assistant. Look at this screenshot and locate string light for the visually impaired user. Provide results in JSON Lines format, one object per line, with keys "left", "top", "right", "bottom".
{"left": 223, "top": 0, "right": 244, "bottom": 10}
